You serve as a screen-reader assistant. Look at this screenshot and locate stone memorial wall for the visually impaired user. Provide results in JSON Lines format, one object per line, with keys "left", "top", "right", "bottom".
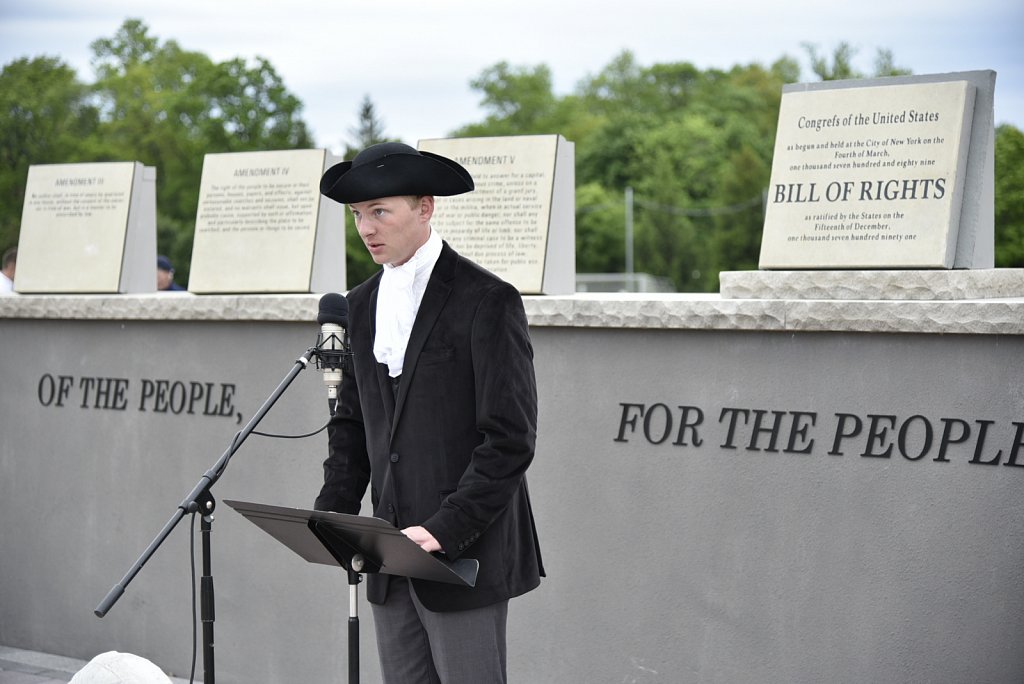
{"left": 1, "top": 290, "right": 1022, "bottom": 683}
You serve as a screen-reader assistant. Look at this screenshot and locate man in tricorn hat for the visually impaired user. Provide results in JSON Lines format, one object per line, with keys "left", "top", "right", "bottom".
{"left": 315, "top": 142, "right": 543, "bottom": 683}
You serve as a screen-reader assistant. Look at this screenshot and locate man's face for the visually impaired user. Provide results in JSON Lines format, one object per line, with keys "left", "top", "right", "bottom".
{"left": 350, "top": 195, "right": 434, "bottom": 266}
{"left": 157, "top": 268, "right": 174, "bottom": 290}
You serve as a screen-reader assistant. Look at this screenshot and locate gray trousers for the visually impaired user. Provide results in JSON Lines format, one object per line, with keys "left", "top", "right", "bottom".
{"left": 372, "top": 576, "right": 509, "bottom": 683}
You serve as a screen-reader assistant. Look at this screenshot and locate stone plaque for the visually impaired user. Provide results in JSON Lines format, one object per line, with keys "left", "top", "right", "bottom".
{"left": 188, "top": 149, "right": 344, "bottom": 293}
{"left": 15, "top": 162, "right": 156, "bottom": 293}
{"left": 759, "top": 77, "right": 979, "bottom": 269}
{"left": 418, "top": 135, "right": 575, "bottom": 295}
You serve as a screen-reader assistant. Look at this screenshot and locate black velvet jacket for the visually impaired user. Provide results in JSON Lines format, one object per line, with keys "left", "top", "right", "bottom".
{"left": 315, "top": 241, "right": 544, "bottom": 611}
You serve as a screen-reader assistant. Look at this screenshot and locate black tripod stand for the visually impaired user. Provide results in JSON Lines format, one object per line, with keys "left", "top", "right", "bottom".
{"left": 94, "top": 346, "right": 320, "bottom": 684}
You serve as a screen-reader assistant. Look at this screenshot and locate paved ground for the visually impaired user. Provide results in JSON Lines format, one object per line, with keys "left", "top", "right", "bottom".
{"left": 0, "top": 647, "right": 190, "bottom": 684}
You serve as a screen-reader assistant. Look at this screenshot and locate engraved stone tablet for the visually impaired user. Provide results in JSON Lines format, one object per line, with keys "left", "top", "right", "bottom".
{"left": 15, "top": 162, "right": 156, "bottom": 293}
{"left": 418, "top": 135, "right": 575, "bottom": 294}
{"left": 188, "top": 149, "right": 344, "bottom": 293}
{"left": 759, "top": 77, "right": 981, "bottom": 269}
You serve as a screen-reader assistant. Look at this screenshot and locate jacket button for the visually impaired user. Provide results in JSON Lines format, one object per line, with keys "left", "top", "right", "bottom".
{"left": 387, "top": 504, "right": 395, "bottom": 513}
{"left": 390, "top": 452, "right": 399, "bottom": 463}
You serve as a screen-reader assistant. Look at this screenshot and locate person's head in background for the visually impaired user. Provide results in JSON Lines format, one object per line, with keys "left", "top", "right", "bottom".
{"left": 2, "top": 247, "right": 16, "bottom": 280}
{"left": 0, "top": 247, "right": 16, "bottom": 293}
{"left": 157, "top": 254, "right": 182, "bottom": 291}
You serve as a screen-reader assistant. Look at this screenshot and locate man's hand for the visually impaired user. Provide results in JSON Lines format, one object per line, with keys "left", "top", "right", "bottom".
{"left": 401, "top": 525, "right": 442, "bottom": 553}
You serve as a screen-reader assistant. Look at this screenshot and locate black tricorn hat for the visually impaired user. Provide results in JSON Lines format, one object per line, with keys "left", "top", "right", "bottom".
{"left": 320, "top": 142, "right": 474, "bottom": 204}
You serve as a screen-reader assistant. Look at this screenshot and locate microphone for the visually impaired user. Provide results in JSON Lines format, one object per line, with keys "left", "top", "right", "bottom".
{"left": 316, "top": 293, "right": 351, "bottom": 415}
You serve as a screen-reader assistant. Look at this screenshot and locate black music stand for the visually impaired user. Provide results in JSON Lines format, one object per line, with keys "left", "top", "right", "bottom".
{"left": 223, "top": 500, "right": 478, "bottom": 684}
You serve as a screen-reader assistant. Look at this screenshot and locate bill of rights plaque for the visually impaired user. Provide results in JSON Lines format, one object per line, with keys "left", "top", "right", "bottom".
{"left": 759, "top": 76, "right": 981, "bottom": 269}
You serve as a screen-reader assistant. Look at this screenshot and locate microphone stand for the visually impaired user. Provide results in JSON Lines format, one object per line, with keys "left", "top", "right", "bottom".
{"left": 347, "top": 564, "right": 363, "bottom": 684}
{"left": 94, "top": 345, "right": 320, "bottom": 684}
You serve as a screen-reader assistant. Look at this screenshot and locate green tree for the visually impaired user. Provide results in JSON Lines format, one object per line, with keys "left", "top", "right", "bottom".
{"left": 629, "top": 115, "right": 730, "bottom": 290}
{"left": 452, "top": 61, "right": 599, "bottom": 145}
{"left": 575, "top": 109, "right": 657, "bottom": 190}
{"left": 803, "top": 42, "right": 860, "bottom": 81}
{"left": 348, "top": 94, "right": 388, "bottom": 150}
{"left": 575, "top": 183, "right": 625, "bottom": 274}
{"left": 994, "top": 124, "right": 1024, "bottom": 267}
{"left": 803, "top": 41, "right": 912, "bottom": 80}
{"left": 873, "top": 49, "right": 913, "bottom": 78}
{"left": 341, "top": 95, "right": 394, "bottom": 287}
{"left": 573, "top": 52, "right": 696, "bottom": 188}
{"left": 572, "top": 57, "right": 785, "bottom": 290}
{"left": 0, "top": 57, "right": 99, "bottom": 253}
{"left": 461, "top": 62, "right": 558, "bottom": 135}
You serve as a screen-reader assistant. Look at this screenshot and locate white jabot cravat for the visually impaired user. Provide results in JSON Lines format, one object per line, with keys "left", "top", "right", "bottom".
{"left": 374, "top": 228, "right": 443, "bottom": 377}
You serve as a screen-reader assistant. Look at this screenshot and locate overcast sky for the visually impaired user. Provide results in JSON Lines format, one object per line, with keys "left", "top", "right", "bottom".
{"left": 1, "top": 0, "right": 1021, "bottom": 153}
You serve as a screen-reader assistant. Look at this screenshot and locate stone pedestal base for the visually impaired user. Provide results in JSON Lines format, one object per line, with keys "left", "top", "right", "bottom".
{"left": 720, "top": 269, "right": 1024, "bottom": 300}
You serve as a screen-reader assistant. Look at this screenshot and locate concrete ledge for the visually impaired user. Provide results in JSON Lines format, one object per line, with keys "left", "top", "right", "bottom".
{"left": 523, "top": 293, "right": 789, "bottom": 330}
{"left": 781, "top": 298, "right": 1024, "bottom": 334}
{"left": 1, "top": 289, "right": 1022, "bottom": 335}
{"left": 0, "top": 293, "right": 322, "bottom": 321}
{"left": 720, "top": 268, "right": 1024, "bottom": 300}
{"left": 523, "top": 293, "right": 1024, "bottom": 335}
